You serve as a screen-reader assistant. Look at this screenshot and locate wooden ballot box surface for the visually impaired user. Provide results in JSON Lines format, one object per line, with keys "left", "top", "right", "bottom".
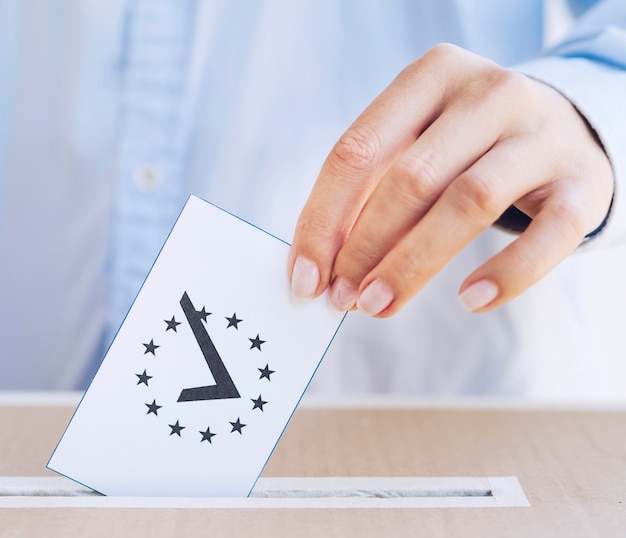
{"left": 1, "top": 394, "right": 625, "bottom": 537}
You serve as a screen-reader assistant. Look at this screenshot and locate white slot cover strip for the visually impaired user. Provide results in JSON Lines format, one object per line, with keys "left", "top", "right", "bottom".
{"left": 0, "top": 476, "right": 529, "bottom": 508}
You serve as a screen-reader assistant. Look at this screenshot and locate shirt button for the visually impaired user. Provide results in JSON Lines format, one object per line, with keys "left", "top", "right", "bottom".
{"left": 134, "top": 164, "right": 162, "bottom": 191}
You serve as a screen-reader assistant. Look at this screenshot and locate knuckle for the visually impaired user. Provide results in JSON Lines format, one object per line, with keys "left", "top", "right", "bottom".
{"left": 488, "top": 70, "right": 538, "bottom": 118}
{"left": 451, "top": 172, "right": 504, "bottom": 222}
{"left": 389, "top": 152, "right": 443, "bottom": 207}
{"left": 396, "top": 43, "right": 464, "bottom": 88}
{"left": 330, "top": 124, "right": 382, "bottom": 173}
{"left": 485, "top": 68, "right": 525, "bottom": 96}
{"left": 424, "top": 42, "right": 463, "bottom": 64}
{"left": 337, "top": 239, "right": 383, "bottom": 276}
{"left": 460, "top": 68, "right": 528, "bottom": 111}
{"left": 395, "top": 247, "right": 425, "bottom": 282}
{"left": 295, "top": 212, "right": 337, "bottom": 244}
{"left": 549, "top": 199, "right": 587, "bottom": 240}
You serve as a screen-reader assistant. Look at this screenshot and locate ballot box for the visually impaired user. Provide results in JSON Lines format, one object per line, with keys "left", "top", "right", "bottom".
{"left": 1, "top": 392, "right": 625, "bottom": 537}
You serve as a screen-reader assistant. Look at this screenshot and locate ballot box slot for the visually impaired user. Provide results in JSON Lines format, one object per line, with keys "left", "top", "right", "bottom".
{"left": 250, "top": 486, "right": 493, "bottom": 498}
{"left": 251, "top": 476, "right": 500, "bottom": 499}
{"left": 0, "top": 477, "right": 99, "bottom": 497}
{"left": 0, "top": 476, "right": 529, "bottom": 508}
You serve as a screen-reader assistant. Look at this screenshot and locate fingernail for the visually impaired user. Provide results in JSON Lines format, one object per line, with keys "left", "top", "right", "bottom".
{"left": 291, "top": 257, "right": 320, "bottom": 299}
{"left": 458, "top": 279, "right": 499, "bottom": 312}
{"left": 329, "top": 278, "right": 358, "bottom": 311}
{"left": 357, "top": 279, "right": 394, "bottom": 316}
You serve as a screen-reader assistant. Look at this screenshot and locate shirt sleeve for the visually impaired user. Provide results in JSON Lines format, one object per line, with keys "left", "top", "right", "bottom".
{"left": 512, "top": 0, "right": 626, "bottom": 248}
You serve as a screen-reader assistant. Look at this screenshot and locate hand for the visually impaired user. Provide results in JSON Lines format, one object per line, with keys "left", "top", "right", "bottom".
{"left": 289, "top": 44, "right": 614, "bottom": 316}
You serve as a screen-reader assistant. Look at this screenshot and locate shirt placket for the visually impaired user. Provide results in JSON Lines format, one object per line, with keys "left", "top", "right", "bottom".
{"left": 107, "top": 0, "right": 195, "bottom": 344}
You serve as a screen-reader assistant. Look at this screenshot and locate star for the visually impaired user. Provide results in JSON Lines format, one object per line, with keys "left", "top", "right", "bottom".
{"left": 230, "top": 418, "right": 246, "bottom": 435}
{"left": 145, "top": 399, "right": 162, "bottom": 416}
{"left": 249, "top": 334, "right": 266, "bottom": 351}
{"left": 199, "top": 426, "right": 216, "bottom": 443}
{"left": 225, "top": 313, "right": 242, "bottom": 329}
{"left": 136, "top": 369, "right": 152, "bottom": 386}
{"left": 169, "top": 420, "right": 185, "bottom": 437}
{"left": 143, "top": 339, "right": 159, "bottom": 355}
{"left": 196, "top": 307, "right": 211, "bottom": 323}
{"left": 164, "top": 316, "right": 181, "bottom": 332}
{"left": 251, "top": 394, "right": 267, "bottom": 412}
{"left": 258, "top": 364, "right": 275, "bottom": 381}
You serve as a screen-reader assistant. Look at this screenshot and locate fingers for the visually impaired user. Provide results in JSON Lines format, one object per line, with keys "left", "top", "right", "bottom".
{"left": 457, "top": 197, "right": 585, "bottom": 312}
{"left": 329, "top": 78, "right": 612, "bottom": 316}
{"left": 291, "top": 45, "right": 614, "bottom": 316}
{"left": 327, "top": 82, "right": 515, "bottom": 310}
{"left": 289, "top": 45, "right": 487, "bottom": 298}
{"left": 351, "top": 136, "right": 577, "bottom": 317}
{"left": 458, "top": 138, "right": 614, "bottom": 312}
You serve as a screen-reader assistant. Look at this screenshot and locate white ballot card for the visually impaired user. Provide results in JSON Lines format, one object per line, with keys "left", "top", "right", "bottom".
{"left": 48, "top": 195, "right": 345, "bottom": 497}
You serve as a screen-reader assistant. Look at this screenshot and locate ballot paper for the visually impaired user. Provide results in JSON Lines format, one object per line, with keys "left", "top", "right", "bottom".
{"left": 48, "top": 195, "right": 345, "bottom": 497}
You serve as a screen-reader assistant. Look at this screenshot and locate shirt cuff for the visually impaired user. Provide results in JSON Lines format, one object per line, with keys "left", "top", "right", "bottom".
{"left": 513, "top": 55, "right": 626, "bottom": 249}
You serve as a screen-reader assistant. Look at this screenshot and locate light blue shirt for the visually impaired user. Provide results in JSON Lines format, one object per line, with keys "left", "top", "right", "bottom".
{"left": 2, "top": 0, "right": 626, "bottom": 397}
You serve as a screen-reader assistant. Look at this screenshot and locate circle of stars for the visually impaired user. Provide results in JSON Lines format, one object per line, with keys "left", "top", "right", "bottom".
{"left": 136, "top": 296, "right": 276, "bottom": 445}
